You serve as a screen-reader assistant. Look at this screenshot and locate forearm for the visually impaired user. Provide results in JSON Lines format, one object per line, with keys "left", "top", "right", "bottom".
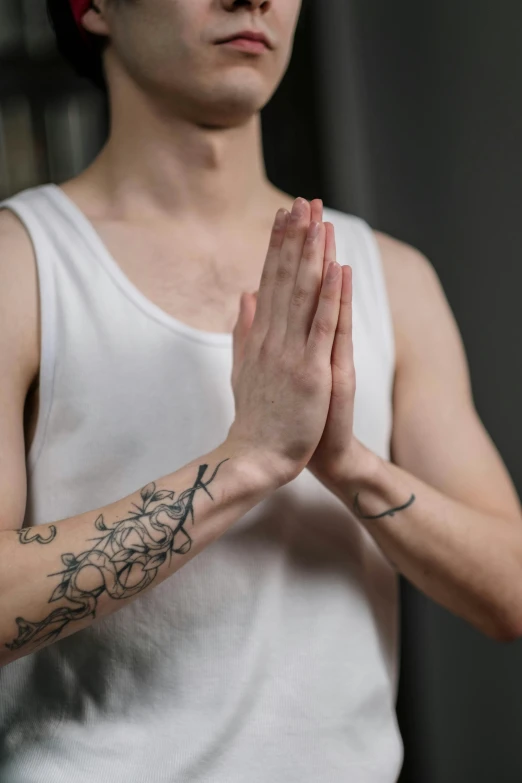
{"left": 324, "top": 443, "right": 522, "bottom": 641}
{"left": 0, "top": 441, "right": 274, "bottom": 666}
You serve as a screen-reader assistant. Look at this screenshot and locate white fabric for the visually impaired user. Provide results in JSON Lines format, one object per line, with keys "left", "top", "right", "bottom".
{"left": 0, "top": 183, "right": 403, "bottom": 783}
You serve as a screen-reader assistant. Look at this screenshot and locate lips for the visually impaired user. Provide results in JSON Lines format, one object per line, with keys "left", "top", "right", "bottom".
{"left": 221, "top": 38, "right": 269, "bottom": 54}
{"left": 215, "top": 30, "right": 273, "bottom": 50}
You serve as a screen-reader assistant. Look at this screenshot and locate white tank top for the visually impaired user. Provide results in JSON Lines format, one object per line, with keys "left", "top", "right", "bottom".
{"left": 0, "top": 184, "right": 403, "bottom": 783}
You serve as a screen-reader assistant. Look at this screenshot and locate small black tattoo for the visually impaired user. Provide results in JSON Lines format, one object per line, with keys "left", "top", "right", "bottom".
{"left": 6, "top": 459, "right": 229, "bottom": 652}
{"left": 18, "top": 526, "right": 57, "bottom": 545}
{"left": 353, "top": 492, "right": 416, "bottom": 520}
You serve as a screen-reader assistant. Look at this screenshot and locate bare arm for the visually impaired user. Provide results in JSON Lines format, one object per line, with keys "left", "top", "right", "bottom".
{"left": 318, "top": 232, "right": 522, "bottom": 642}
{"left": 0, "top": 442, "right": 274, "bottom": 666}
{"left": 0, "top": 197, "right": 344, "bottom": 666}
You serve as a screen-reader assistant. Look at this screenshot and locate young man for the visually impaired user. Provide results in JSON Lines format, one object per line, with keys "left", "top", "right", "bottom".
{"left": 0, "top": 1, "right": 521, "bottom": 781}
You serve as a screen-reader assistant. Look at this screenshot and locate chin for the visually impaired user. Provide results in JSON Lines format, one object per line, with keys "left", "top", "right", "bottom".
{"left": 196, "top": 100, "right": 264, "bottom": 129}
{"left": 191, "top": 80, "right": 272, "bottom": 125}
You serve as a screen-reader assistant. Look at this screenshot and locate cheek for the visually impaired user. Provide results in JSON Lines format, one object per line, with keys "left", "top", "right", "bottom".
{"left": 272, "top": 4, "right": 302, "bottom": 61}
{"left": 279, "top": 0, "right": 303, "bottom": 31}
{"left": 126, "top": 2, "right": 213, "bottom": 75}
{"left": 114, "top": 0, "right": 188, "bottom": 59}
{"left": 115, "top": 19, "right": 187, "bottom": 84}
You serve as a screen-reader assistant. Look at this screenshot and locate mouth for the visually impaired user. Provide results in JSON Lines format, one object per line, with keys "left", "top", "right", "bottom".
{"left": 215, "top": 30, "right": 273, "bottom": 54}
{"left": 219, "top": 38, "right": 268, "bottom": 54}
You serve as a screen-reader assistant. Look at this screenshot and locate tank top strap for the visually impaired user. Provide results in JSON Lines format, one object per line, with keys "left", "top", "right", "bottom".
{"left": 0, "top": 185, "right": 61, "bottom": 472}
{"left": 352, "top": 215, "right": 395, "bottom": 369}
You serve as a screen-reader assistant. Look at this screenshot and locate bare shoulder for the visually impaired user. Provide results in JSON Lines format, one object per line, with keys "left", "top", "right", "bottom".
{"left": 0, "top": 208, "right": 40, "bottom": 530}
{"left": 373, "top": 228, "right": 441, "bottom": 372}
{"left": 373, "top": 228, "right": 435, "bottom": 296}
{"left": 0, "top": 208, "right": 40, "bottom": 388}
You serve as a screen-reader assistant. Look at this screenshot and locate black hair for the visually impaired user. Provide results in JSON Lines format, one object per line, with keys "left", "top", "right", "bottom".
{"left": 46, "top": 0, "right": 108, "bottom": 90}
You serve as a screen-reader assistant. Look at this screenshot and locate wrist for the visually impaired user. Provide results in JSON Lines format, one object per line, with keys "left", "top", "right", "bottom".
{"left": 220, "top": 435, "right": 295, "bottom": 494}
{"left": 318, "top": 439, "right": 382, "bottom": 493}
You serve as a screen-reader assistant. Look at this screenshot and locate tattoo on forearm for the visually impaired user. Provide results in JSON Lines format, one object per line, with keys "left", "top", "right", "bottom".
{"left": 18, "top": 525, "right": 57, "bottom": 545}
{"left": 353, "top": 492, "right": 416, "bottom": 520}
{"left": 6, "top": 459, "right": 229, "bottom": 652}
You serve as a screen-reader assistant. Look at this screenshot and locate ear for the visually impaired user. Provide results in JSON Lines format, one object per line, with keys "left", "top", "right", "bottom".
{"left": 80, "top": 1, "right": 111, "bottom": 37}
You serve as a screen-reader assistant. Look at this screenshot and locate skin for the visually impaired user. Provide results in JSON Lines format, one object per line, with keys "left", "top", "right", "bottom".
{"left": 75, "top": 0, "right": 302, "bottom": 217}
{"left": 11, "top": 0, "right": 522, "bottom": 643}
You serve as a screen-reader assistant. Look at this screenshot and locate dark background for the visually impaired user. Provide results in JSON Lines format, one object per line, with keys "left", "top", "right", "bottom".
{"left": 1, "top": 1, "right": 522, "bottom": 780}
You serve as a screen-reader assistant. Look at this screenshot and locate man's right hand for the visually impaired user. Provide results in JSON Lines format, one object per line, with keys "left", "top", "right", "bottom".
{"left": 226, "top": 197, "right": 342, "bottom": 488}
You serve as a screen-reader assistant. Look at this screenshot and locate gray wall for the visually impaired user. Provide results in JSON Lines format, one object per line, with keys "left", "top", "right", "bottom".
{"left": 301, "top": 1, "right": 522, "bottom": 780}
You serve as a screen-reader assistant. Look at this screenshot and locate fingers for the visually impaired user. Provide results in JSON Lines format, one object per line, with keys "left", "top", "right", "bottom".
{"left": 311, "top": 201, "right": 324, "bottom": 285}
{"left": 310, "top": 199, "right": 323, "bottom": 224}
{"left": 306, "top": 259, "right": 342, "bottom": 363}
{"left": 321, "top": 222, "right": 350, "bottom": 375}
{"left": 331, "top": 264, "right": 354, "bottom": 374}
{"left": 249, "top": 207, "right": 290, "bottom": 345}
{"left": 284, "top": 219, "right": 326, "bottom": 344}
{"left": 322, "top": 222, "right": 337, "bottom": 286}
{"left": 264, "top": 197, "right": 311, "bottom": 342}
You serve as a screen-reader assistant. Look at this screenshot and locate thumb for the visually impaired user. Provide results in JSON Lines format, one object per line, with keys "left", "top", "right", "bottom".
{"left": 232, "top": 293, "right": 246, "bottom": 371}
{"left": 232, "top": 292, "right": 257, "bottom": 374}
{"left": 243, "top": 291, "right": 258, "bottom": 332}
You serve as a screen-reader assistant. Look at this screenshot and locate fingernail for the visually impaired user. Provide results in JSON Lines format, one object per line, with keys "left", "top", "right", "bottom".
{"left": 292, "top": 197, "right": 306, "bottom": 216}
{"left": 274, "top": 209, "right": 287, "bottom": 229}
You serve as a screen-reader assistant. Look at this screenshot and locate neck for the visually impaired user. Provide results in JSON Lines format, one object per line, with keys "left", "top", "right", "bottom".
{"left": 82, "top": 80, "right": 276, "bottom": 228}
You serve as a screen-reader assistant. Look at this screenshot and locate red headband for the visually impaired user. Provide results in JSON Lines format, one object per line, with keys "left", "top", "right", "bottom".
{"left": 69, "top": 0, "right": 92, "bottom": 39}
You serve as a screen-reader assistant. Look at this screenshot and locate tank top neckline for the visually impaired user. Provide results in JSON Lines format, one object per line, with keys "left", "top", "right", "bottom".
{"left": 47, "top": 183, "right": 236, "bottom": 346}
{"left": 45, "top": 184, "right": 339, "bottom": 348}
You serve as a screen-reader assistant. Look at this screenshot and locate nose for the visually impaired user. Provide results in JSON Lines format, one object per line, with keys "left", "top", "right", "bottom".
{"left": 221, "top": 0, "right": 271, "bottom": 12}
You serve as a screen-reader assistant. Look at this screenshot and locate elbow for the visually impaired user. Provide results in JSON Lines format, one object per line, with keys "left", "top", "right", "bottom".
{"left": 473, "top": 594, "right": 522, "bottom": 643}
{"left": 487, "top": 607, "right": 522, "bottom": 644}
{"left": 483, "top": 566, "right": 522, "bottom": 643}
{"left": 492, "top": 626, "right": 522, "bottom": 644}
{"left": 495, "top": 619, "right": 522, "bottom": 644}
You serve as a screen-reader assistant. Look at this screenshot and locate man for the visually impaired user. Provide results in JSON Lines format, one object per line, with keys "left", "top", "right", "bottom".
{"left": 0, "top": 1, "right": 521, "bottom": 781}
